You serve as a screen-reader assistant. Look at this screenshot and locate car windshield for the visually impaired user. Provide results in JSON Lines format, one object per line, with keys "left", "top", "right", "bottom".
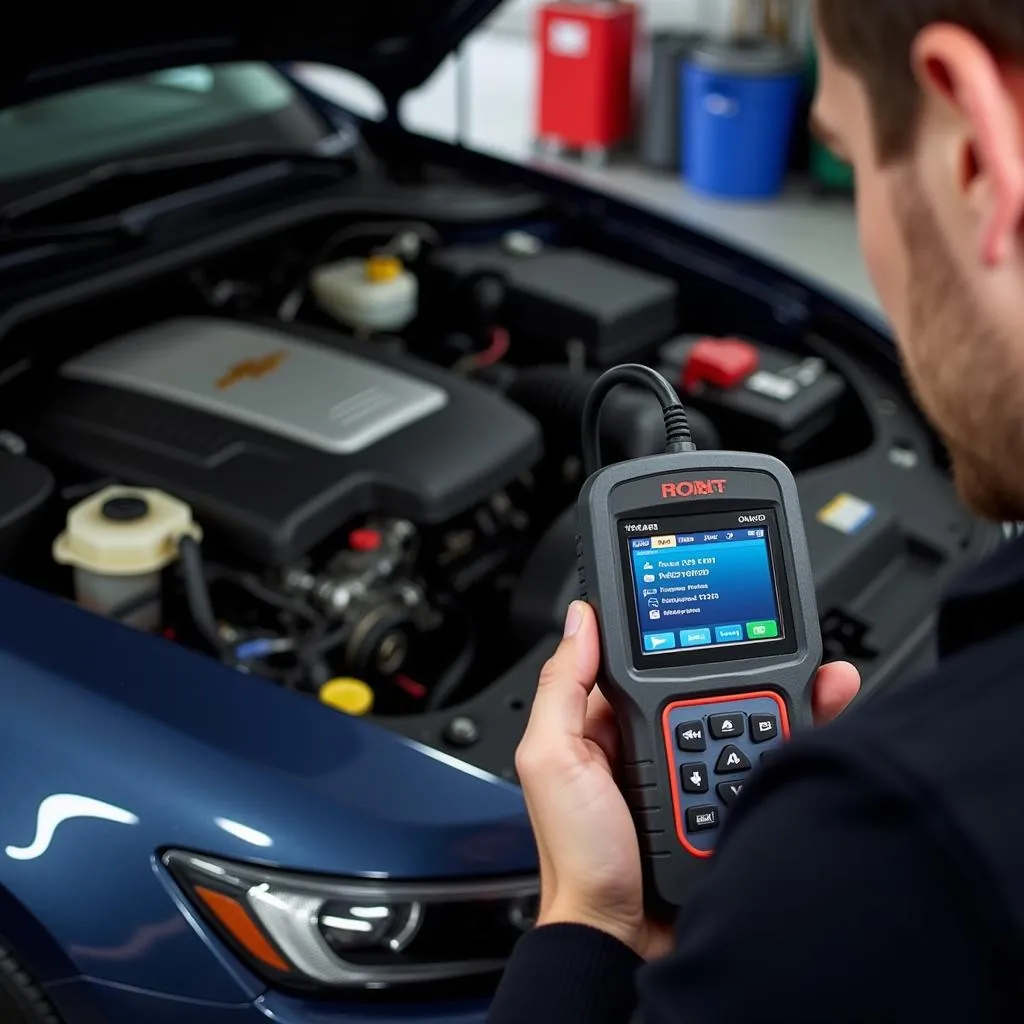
{"left": 0, "top": 62, "right": 305, "bottom": 189}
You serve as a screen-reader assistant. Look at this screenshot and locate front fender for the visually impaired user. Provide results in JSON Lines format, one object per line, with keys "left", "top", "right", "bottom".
{"left": 0, "top": 578, "right": 535, "bottom": 1000}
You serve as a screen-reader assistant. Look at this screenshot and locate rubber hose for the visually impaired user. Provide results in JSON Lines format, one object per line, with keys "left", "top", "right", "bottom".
{"left": 205, "top": 565, "right": 324, "bottom": 630}
{"left": 178, "top": 536, "right": 231, "bottom": 659}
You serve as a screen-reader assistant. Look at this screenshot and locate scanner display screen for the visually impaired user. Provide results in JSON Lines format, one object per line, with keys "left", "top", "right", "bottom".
{"left": 623, "top": 511, "right": 784, "bottom": 659}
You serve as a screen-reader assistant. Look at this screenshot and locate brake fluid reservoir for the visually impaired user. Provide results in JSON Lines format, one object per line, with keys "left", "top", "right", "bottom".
{"left": 53, "top": 486, "right": 202, "bottom": 631}
{"left": 310, "top": 254, "right": 418, "bottom": 333}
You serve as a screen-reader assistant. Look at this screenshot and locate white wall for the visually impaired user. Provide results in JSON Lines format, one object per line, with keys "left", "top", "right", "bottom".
{"left": 487, "top": 0, "right": 811, "bottom": 45}
{"left": 489, "top": 0, "right": 718, "bottom": 36}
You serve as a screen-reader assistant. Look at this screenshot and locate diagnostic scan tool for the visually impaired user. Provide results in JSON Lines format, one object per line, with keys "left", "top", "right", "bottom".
{"left": 576, "top": 366, "right": 822, "bottom": 910}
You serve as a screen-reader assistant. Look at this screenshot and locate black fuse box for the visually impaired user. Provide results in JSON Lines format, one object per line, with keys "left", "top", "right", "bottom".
{"left": 428, "top": 243, "right": 678, "bottom": 365}
{"left": 660, "top": 336, "right": 847, "bottom": 465}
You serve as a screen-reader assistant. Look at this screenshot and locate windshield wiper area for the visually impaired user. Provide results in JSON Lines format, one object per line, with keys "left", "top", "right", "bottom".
{"left": 0, "top": 136, "right": 354, "bottom": 236}
{"left": 0, "top": 230, "right": 127, "bottom": 279}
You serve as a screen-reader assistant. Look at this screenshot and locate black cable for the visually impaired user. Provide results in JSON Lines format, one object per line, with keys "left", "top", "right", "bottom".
{"left": 424, "top": 610, "right": 478, "bottom": 712}
{"left": 293, "top": 622, "right": 351, "bottom": 692}
{"left": 504, "top": 365, "right": 722, "bottom": 457}
{"left": 581, "top": 364, "right": 697, "bottom": 477}
{"left": 178, "top": 536, "right": 232, "bottom": 659}
{"left": 424, "top": 639, "right": 476, "bottom": 712}
{"left": 299, "top": 621, "right": 350, "bottom": 661}
{"left": 204, "top": 565, "right": 324, "bottom": 630}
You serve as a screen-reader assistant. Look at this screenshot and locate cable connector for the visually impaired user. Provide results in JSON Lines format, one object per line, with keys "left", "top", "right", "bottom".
{"left": 663, "top": 405, "right": 698, "bottom": 454}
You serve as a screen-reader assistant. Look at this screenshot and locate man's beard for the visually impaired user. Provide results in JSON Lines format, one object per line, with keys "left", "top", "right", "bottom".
{"left": 895, "top": 179, "right": 1024, "bottom": 522}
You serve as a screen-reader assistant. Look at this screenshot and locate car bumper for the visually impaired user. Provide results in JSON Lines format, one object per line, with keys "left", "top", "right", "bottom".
{"left": 46, "top": 977, "right": 492, "bottom": 1024}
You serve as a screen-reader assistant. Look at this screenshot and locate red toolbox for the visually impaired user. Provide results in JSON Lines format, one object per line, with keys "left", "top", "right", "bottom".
{"left": 535, "top": 1, "right": 638, "bottom": 161}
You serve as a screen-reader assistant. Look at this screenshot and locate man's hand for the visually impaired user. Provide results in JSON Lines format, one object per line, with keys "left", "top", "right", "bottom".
{"left": 515, "top": 601, "right": 861, "bottom": 961}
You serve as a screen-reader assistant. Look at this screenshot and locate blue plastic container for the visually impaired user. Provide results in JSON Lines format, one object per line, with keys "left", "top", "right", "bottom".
{"left": 682, "top": 41, "right": 803, "bottom": 200}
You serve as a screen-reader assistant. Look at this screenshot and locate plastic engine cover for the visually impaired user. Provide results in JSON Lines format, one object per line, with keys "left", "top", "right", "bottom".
{"left": 28, "top": 317, "right": 543, "bottom": 564}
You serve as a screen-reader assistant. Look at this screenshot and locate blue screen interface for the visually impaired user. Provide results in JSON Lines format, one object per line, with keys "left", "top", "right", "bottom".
{"left": 627, "top": 519, "right": 782, "bottom": 656}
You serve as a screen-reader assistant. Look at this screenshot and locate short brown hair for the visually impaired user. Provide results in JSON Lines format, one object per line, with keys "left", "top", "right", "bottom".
{"left": 816, "top": 1, "right": 1024, "bottom": 161}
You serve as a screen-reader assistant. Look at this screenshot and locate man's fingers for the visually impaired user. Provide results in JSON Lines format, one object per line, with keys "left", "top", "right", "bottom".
{"left": 526, "top": 602, "right": 601, "bottom": 742}
{"left": 811, "top": 660, "right": 861, "bottom": 724}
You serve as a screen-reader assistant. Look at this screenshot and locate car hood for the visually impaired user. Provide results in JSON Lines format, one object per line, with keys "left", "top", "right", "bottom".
{"left": 2, "top": 2, "right": 505, "bottom": 109}
{"left": 0, "top": 576, "right": 535, "bottom": 880}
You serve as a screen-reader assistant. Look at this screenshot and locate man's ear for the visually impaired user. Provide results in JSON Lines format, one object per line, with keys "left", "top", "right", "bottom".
{"left": 912, "top": 23, "right": 1024, "bottom": 266}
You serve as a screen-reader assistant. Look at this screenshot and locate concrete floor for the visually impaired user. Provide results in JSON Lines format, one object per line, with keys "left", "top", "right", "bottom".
{"left": 295, "top": 29, "right": 881, "bottom": 321}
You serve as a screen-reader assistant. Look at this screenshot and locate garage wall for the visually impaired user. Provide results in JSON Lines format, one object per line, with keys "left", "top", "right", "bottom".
{"left": 488, "top": 0, "right": 711, "bottom": 35}
{"left": 487, "top": 1, "right": 812, "bottom": 46}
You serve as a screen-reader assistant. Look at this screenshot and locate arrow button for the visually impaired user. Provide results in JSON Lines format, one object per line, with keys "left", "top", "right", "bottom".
{"left": 643, "top": 631, "right": 677, "bottom": 652}
{"left": 680, "top": 762, "right": 709, "bottom": 794}
{"left": 676, "top": 721, "right": 706, "bottom": 752}
{"left": 717, "top": 781, "right": 745, "bottom": 806}
{"left": 715, "top": 744, "right": 752, "bottom": 775}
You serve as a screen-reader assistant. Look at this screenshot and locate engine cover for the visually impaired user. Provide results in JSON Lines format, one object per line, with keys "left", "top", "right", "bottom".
{"left": 29, "top": 317, "right": 542, "bottom": 564}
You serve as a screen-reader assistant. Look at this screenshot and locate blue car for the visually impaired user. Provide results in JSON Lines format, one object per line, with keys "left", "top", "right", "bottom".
{"left": 0, "top": 8, "right": 1004, "bottom": 1023}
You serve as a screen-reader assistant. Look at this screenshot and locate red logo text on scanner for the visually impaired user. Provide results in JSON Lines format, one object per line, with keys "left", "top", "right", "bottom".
{"left": 661, "top": 479, "right": 727, "bottom": 499}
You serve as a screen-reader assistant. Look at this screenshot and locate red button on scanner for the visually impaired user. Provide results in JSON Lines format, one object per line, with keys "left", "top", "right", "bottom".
{"left": 682, "top": 337, "right": 760, "bottom": 392}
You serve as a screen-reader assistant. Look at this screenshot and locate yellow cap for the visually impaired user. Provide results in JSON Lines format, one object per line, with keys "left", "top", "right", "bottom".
{"left": 365, "top": 254, "right": 403, "bottom": 283}
{"left": 319, "top": 678, "right": 375, "bottom": 716}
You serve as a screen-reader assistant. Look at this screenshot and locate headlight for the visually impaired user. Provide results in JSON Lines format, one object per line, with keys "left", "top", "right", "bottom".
{"left": 163, "top": 850, "right": 538, "bottom": 991}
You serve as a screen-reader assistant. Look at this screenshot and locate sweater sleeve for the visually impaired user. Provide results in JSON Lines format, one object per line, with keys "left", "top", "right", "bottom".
{"left": 487, "top": 922, "right": 643, "bottom": 1024}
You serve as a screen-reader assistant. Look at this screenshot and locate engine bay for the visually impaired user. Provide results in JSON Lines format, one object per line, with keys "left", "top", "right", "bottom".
{"left": 0, "top": 210, "right": 1003, "bottom": 778}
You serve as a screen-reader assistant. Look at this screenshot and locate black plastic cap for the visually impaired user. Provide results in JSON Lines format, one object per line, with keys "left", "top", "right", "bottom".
{"left": 102, "top": 495, "right": 149, "bottom": 522}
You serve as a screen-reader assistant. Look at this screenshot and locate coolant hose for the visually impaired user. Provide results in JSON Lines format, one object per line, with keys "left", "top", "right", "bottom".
{"left": 178, "top": 536, "right": 232, "bottom": 660}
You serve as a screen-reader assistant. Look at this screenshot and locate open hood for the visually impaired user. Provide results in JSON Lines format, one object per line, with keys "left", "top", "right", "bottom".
{"left": 2, "top": 2, "right": 505, "bottom": 109}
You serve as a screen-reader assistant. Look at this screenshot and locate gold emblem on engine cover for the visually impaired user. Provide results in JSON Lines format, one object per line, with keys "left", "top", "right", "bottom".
{"left": 216, "top": 350, "right": 288, "bottom": 390}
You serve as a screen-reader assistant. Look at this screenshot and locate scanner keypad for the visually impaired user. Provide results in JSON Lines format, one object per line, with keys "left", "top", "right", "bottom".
{"left": 663, "top": 694, "right": 788, "bottom": 856}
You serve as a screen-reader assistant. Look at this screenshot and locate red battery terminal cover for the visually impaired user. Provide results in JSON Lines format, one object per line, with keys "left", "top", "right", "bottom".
{"left": 682, "top": 337, "right": 760, "bottom": 393}
{"left": 348, "top": 528, "right": 382, "bottom": 553}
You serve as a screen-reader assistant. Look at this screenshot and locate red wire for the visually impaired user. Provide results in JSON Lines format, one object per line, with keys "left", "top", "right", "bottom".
{"left": 394, "top": 673, "right": 427, "bottom": 699}
{"left": 473, "top": 326, "right": 510, "bottom": 368}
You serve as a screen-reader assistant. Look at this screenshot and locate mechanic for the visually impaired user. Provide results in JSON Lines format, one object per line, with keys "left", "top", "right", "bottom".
{"left": 488, "top": 2, "right": 1024, "bottom": 1021}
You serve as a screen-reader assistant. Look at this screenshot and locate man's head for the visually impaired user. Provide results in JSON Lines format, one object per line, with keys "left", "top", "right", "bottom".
{"left": 813, "top": 2, "right": 1024, "bottom": 520}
